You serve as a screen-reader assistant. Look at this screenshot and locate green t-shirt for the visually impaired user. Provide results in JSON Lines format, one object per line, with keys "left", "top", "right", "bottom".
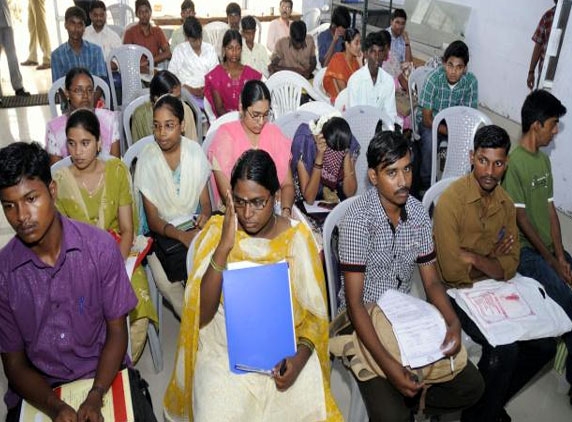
{"left": 502, "top": 145, "right": 554, "bottom": 251}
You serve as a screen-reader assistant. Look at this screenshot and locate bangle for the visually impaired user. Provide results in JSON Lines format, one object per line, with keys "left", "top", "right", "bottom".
{"left": 88, "top": 385, "right": 105, "bottom": 399}
{"left": 209, "top": 256, "right": 226, "bottom": 272}
{"left": 282, "top": 206, "right": 291, "bottom": 213}
{"left": 313, "top": 162, "right": 323, "bottom": 170}
{"left": 297, "top": 337, "right": 315, "bottom": 354}
{"left": 162, "top": 222, "right": 172, "bottom": 236}
{"left": 405, "top": 43, "right": 410, "bottom": 46}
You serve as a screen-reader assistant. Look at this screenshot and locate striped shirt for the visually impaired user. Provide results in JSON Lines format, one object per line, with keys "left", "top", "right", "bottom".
{"left": 51, "top": 40, "right": 107, "bottom": 82}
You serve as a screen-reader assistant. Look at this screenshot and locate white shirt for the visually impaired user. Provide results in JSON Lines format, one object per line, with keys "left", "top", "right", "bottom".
{"left": 84, "top": 25, "right": 122, "bottom": 60}
{"left": 241, "top": 41, "right": 270, "bottom": 77}
{"left": 348, "top": 65, "right": 397, "bottom": 130}
{"left": 168, "top": 41, "right": 219, "bottom": 88}
{"left": 266, "top": 18, "right": 290, "bottom": 52}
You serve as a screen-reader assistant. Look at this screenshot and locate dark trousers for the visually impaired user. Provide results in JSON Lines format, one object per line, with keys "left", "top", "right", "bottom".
{"left": 6, "top": 368, "right": 156, "bottom": 422}
{"left": 452, "top": 300, "right": 557, "bottom": 422}
{"left": 356, "top": 361, "right": 484, "bottom": 422}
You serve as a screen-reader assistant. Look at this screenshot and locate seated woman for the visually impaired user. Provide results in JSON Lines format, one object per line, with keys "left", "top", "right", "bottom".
{"left": 208, "top": 80, "right": 294, "bottom": 217}
{"left": 163, "top": 149, "right": 343, "bottom": 421}
{"left": 134, "top": 94, "right": 211, "bottom": 317}
{"left": 204, "top": 29, "right": 262, "bottom": 118}
{"left": 292, "top": 114, "right": 359, "bottom": 205}
{"left": 53, "top": 109, "right": 157, "bottom": 363}
{"left": 130, "top": 70, "right": 198, "bottom": 143}
{"left": 46, "top": 67, "right": 120, "bottom": 164}
{"left": 323, "top": 28, "right": 363, "bottom": 102}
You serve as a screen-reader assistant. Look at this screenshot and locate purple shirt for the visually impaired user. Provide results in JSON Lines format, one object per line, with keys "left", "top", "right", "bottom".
{"left": 0, "top": 216, "right": 137, "bottom": 408}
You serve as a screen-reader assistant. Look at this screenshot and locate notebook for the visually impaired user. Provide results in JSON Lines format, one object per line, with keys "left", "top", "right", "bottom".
{"left": 222, "top": 261, "right": 296, "bottom": 374}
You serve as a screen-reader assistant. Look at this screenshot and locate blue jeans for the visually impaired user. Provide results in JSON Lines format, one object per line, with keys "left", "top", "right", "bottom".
{"left": 518, "top": 246, "right": 572, "bottom": 384}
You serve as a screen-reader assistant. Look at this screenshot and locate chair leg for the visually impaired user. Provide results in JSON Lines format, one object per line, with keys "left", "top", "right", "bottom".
{"left": 145, "top": 265, "right": 164, "bottom": 373}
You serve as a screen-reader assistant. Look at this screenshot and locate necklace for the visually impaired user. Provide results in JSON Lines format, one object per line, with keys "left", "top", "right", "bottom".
{"left": 81, "top": 173, "right": 104, "bottom": 198}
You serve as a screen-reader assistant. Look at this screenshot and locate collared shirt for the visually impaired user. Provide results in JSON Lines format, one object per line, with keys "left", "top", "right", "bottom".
{"left": 51, "top": 39, "right": 107, "bottom": 82}
{"left": 433, "top": 173, "right": 520, "bottom": 287}
{"left": 266, "top": 18, "right": 291, "bottom": 52}
{"left": 241, "top": 40, "right": 270, "bottom": 77}
{"left": 417, "top": 66, "right": 478, "bottom": 124}
{"left": 502, "top": 145, "right": 554, "bottom": 252}
{"left": 317, "top": 28, "right": 343, "bottom": 67}
{"left": 347, "top": 65, "right": 397, "bottom": 129}
{"left": 0, "top": 216, "right": 137, "bottom": 406}
{"left": 532, "top": 6, "right": 556, "bottom": 72}
{"left": 271, "top": 35, "right": 316, "bottom": 74}
{"left": 338, "top": 188, "right": 435, "bottom": 311}
{"left": 168, "top": 41, "right": 218, "bottom": 88}
{"left": 386, "top": 26, "right": 406, "bottom": 63}
{"left": 84, "top": 25, "right": 122, "bottom": 60}
{"left": 123, "top": 24, "right": 169, "bottom": 58}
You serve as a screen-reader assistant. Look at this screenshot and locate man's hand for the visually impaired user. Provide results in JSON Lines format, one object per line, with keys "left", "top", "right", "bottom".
{"left": 459, "top": 249, "right": 476, "bottom": 266}
{"left": 490, "top": 235, "right": 515, "bottom": 258}
{"left": 385, "top": 358, "right": 423, "bottom": 397}
{"left": 54, "top": 403, "right": 78, "bottom": 422}
{"left": 77, "top": 390, "right": 104, "bottom": 422}
{"left": 441, "top": 323, "right": 462, "bottom": 356}
{"left": 555, "top": 255, "right": 572, "bottom": 285}
{"left": 527, "top": 71, "right": 535, "bottom": 90}
{"left": 334, "top": 26, "right": 346, "bottom": 39}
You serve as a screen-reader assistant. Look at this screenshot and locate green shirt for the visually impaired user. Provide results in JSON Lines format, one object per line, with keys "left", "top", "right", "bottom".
{"left": 502, "top": 145, "right": 554, "bottom": 251}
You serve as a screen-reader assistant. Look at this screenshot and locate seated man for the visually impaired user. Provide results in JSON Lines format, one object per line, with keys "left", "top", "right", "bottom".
{"left": 51, "top": 6, "right": 107, "bottom": 83}
{"left": 318, "top": 5, "right": 350, "bottom": 67}
{"left": 241, "top": 15, "right": 269, "bottom": 77}
{"left": 269, "top": 20, "right": 316, "bottom": 79}
{"left": 226, "top": 2, "right": 241, "bottom": 31}
{"left": 417, "top": 40, "right": 478, "bottom": 191}
{"left": 347, "top": 30, "right": 397, "bottom": 129}
{"left": 386, "top": 8, "right": 412, "bottom": 66}
{"left": 168, "top": 15, "right": 218, "bottom": 108}
{"left": 502, "top": 90, "right": 572, "bottom": 405}
{"left": 266, "top": 0, "right": 293, "bottom": 52}
{"left": 169, "top": 0, "right": 195, "bottom": 50}
{"left": 83, "top": 1, "right": 121, "bottom": 60}
{"left": 338, "top": 131, "right": 484, "bottom": 421}
{"left": 433, "top": 125, "right": 557, "bottom": 421}
{"left": 0, "top": 142, "right": 155, "bottom": 421}
{"left": 123, "top": 0, "right": 171, "bottom": 71}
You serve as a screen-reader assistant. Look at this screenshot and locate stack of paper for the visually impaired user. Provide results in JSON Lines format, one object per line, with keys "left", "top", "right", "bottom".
{"left": 378, "top": 290, "right": 447, "bottom": 368}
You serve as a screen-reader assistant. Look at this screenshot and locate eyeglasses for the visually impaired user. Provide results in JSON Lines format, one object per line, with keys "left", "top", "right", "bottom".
{"left": 69, "top": 87, "right": 94, "bottom": 97}
{"left": 152, "top": 122, "right": 180, "bottom": 133}
{"left": 246, "top": 108, "right": 274, "bottom": 122}
{"left": 233, "top": 195, "right": 271, "bottom": 210}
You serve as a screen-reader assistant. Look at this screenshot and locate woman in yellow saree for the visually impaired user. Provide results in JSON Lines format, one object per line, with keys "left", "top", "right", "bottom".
{"left": 53, "top": 109, "right": 158, "bottom": 363}
{"left": 164, "top": 149, "right": 342, "bottom": 421}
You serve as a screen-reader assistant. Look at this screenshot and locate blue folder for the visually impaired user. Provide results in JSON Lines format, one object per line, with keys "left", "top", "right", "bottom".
{"left": 222, "top": 261, "right": 296, "bottom": 374}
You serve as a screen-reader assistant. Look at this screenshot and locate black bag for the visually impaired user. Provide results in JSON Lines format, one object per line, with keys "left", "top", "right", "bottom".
{"left": 152, "top": 233, "right": 188, "bottom": 282}
{"left": 128, "top": 368, "right": 158, "bottom": 422}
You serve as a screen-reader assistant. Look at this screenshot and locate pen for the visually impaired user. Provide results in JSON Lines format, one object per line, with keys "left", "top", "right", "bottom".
{"left": 235, "top": 364, "right": 273, "bottom": 376}
{"left": 450, "top": 356, "right": 455, "bottom": 373}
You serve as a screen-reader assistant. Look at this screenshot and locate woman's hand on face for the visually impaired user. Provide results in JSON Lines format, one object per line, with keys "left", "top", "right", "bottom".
{"left": 314, "top": 133, "right": 327, "bottom": 155}
{"left": 219, "top": 190, "right": 236, "bottom": 254}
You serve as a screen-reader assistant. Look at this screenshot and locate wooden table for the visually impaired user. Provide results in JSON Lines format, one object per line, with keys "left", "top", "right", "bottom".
{"left": 153, "top": 12, "right": 302, "bottom": 27}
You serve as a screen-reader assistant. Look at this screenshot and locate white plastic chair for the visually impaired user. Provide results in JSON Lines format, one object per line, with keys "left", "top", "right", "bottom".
{"left": 343, "top": 105, "right": 379, "bottom": 194}
{"left": 298, "top": 100, "right": 337, "bottom": 116}
{"left": 180, "top": 88, "right": 204, "bottom": 143}
{"left": 308, "top": 22, "right": 330, "bottom": 70}
{"left": 203, "top": 96, "right": 217, "bottom": 125}
{"left": 48, "top": 75, "right": 111, "bottom": 118}
{"left": 421, "top": 176, "right": 459, "bottom": 212}
{"left": 408, "top": 66, "right": 434, "bottom": 140}
{"left": 274, "top": 110, "right": 318, "bottom": 140}
{"left": 107, "top": 24, "right": 124, "bottom": 39}
{"left": 107, "top": 3, "right": 135, "bottom": 27}
{"left": 312, "top": 67, "right": 330, "bottom": 102}
{"left": 122, "top": 93, "right": 149, "bottom": 148}
{"left": 322, "top": 195, "right": 368, "bottom": 422}
{"left": 203, "top": 21, "right": 229, "bottom": 61}
{"left": 265, "top": 70, "right": 324, "bottom": 119}
{"left": 303, "top": 8, "right": 322, "bottom": 32}
{"left": 122, "top": 135, "right": 164, "bottom": 372}
{"left": 204, "top": 111, "right": 240, "bottom": 141}
{"left": 431, "top": 106, "right": 492, "bottom": 186}
{"left": 334, "top": 87, "right": 349, "bottom": 112}
{"left": 107, "top": 44, "right": 154, "bottom": 110}
{"left": 254, "top": 17, "right": 263, "bottom": 44}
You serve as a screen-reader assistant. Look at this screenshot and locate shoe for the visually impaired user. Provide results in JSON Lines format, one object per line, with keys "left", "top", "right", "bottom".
{"left": 36, "top": 63, "right": 51, "bottom": 70}
{"left": 15, "top": 88, "right": 30, "bottom": 97}
{"left": 20, "top": 60, "right": 38, "bottom": 66}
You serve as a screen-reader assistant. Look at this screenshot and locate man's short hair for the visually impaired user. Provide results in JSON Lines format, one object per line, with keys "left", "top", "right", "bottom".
{"left": 521, "top": 90, "right": 567, "bottom": 133}
{"left": 226, "top": 2, "right": 241, "bottom": 17}
{"left": 290, "top": 20, "right": 307, "bottom": 44}
{"left": 65, "top": 6, "right": 87, "bottom": 24}
{"left": 90, "top": 1, "right": 107, "bottom": 12}
{"left": 367, "top": 131, "right": 410, "bottom": 170}
{"left": 364, "top": 30, "right": 390, "bottom": 51}
{"left": 474, "top": 125, "right": 511, "bottom": 154}
{"left": 392, "top": 8, "right": 407, "bottom": 21}
{"left": 181, "top": 0, "right": 195, "bottom": 12}
{"left": 443, "top": 40, "right": 469, "bottom": 65}
{"left": 183, "top": 16, "right": 202, "bottom": 39}
{"left": 280, "top": 0, "right": 294, "bottom": 7}
{"left": 332, "top": 6, "right": 351, "bottom": 28}
{"left": 241, "top": 15, "right": 256, "bottom": 31}
{"left": 0, "top": 142, "right": 52, "bottom": 190}
{"left": 135, "top": 0, "right": 151, "bottom": 13}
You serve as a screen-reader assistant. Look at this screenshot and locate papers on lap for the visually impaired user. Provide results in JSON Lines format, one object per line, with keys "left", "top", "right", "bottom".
{"left": 377, "top": 290, "right": 447, "bottom": 368}
{"left": 223, "top": 261, "right": 296, "bottom": 375}
{"left": 19, "top": 369, "right": 134, "bottom": 422}
{"left": 448, "top": 276, "right": 572, "bottom": 346}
